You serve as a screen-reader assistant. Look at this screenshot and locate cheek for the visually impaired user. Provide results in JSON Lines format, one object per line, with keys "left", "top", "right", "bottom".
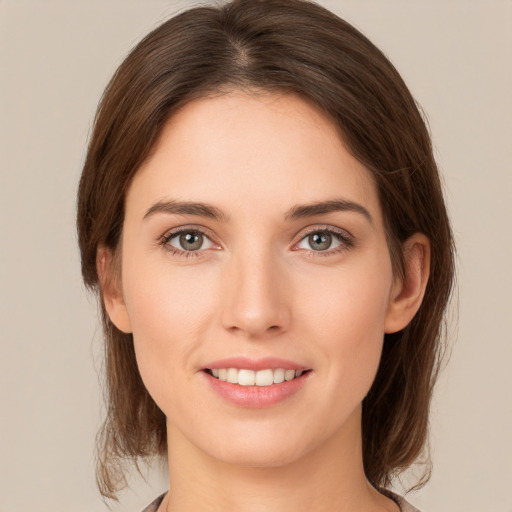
{"left": 123, "top": 251, "right": 218, "bottom": 333}
{"left": 300, "top": 254, "right": 392, "bottom": 330}
{"left": 298, "top": 257, "right": 393, "bottom": 384}
{"left": 121, "top": 256, "right": 220, "bottom": 405}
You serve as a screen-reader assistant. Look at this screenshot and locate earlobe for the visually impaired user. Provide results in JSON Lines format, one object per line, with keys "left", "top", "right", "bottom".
{"left": 96, "top": 245, "right": 133, "bottom": 334}
{"left": 384, "top": 233, "right": 430, "bottom": 334}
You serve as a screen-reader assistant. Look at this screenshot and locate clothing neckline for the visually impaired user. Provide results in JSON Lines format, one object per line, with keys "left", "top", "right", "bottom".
{"left": 142, "top": 489, "right": 419, "bottom": 512}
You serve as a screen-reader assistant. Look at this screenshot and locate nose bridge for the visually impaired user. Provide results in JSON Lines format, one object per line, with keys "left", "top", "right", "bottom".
{"left": 221, "top": 241, "right": 290, "bottom": 338}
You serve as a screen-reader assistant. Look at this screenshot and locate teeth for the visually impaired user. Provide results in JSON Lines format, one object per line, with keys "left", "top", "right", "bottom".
{"left": 255, "top": 369, "right": 273, "bottom": 386}
{"left": 239, "top": 369, "right": 256, "bottom": 386}
{"left": 284, "top": 369, "right": 295, "bottom": 381}
{"left": 273, "top": 368, "right": 285, "bottom": 384}
{"left": 209, "top": 368, "right": 307, "bottom": 386}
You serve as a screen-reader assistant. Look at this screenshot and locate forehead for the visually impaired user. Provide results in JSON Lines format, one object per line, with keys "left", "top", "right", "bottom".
{"left": 126, "top": 90, "right": 381, "bottom": 224}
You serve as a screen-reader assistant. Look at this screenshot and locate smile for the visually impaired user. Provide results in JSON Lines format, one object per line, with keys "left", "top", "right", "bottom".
{"left": 205, "top": 368, "right": 309, "bottom": 386}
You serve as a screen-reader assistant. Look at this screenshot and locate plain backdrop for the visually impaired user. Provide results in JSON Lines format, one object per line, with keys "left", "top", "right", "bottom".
{"left": 1, "top": 1, "right": 511, "bottom": 511}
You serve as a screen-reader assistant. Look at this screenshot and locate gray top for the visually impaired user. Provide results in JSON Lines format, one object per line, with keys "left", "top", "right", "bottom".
{"left": 141, "top": 493, "right": 164, "bottom": 512}
{"left": 141, "top": 490, "right": 420, "bottom": 512}
{"left": 388, "top": 491, "right": 421, "bottom": 512}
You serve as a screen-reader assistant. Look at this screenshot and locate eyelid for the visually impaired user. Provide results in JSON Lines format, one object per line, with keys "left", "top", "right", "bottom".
{"left": 161, "top": 224, "right": 213, "bottom": 240}
{"left": 159, "top": 224, "right": 221, "bottom": 257}
{"left": 158, "top": 223, "right": 354, "bottom": 258}
{"left": 291, "top": 225, "right": 354, "bottom": 254}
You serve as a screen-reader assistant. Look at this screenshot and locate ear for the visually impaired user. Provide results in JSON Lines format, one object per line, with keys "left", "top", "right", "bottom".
{"left": 96, "top": 245, "right": 133, "bottom": 334}
{"left": 384, "top": 233, "right": 430, "bottom": 334}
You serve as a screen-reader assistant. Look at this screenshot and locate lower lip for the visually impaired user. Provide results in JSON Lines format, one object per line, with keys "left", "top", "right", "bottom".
{"left": 202, "top": 371, "right": 312, "bottom": 408}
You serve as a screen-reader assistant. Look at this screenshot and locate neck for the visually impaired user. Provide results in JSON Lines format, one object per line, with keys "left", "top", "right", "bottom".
{"left": 161, "top": 408, "right": 398, "bottom": 512}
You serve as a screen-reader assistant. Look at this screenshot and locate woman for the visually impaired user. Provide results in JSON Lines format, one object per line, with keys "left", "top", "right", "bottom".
{"left": 77, "top": 0, "right": 455, "bottom": 511}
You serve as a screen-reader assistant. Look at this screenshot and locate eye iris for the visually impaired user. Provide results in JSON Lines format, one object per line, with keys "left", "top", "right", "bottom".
{"left": 309, "top": 232, "right": 331, "bottom": 251}
{"left": 180, "top": 232, "right": 203, "bottom": 251}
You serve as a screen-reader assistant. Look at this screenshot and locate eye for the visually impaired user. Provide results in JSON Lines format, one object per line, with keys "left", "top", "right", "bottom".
{"left": 295, "top": 228, "right": 352, "bottom": 254}
{"left": 164, "top": 229, "right": 216, "bottom": 253}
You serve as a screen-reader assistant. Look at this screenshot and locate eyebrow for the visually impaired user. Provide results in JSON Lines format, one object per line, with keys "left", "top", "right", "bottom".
{"left": 144, "top": 200, "right": 228, "bottom": 221}
{"left": 143, "top": 198, "right": 372, "bottom": 224}
{"left": 284, "top": 198, "right": 373, "bottom": 224}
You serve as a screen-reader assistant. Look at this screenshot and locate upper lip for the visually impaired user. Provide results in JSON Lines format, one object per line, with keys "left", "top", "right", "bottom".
{"left": 204, "top": 356, "right": 310, "bottom": 372}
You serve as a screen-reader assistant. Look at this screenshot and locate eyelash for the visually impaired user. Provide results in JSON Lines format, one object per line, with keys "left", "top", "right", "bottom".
{"left": 159, "top": 226, "right": 354, "bottom": 259}
{"left": 159, "top": 227, "right": 216, "bottom": 259}
{"left": 296, "top": 226, "right": 354, "bottom": 257}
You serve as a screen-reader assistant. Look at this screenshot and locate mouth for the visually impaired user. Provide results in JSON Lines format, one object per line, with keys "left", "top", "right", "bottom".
{"left": 203, "top": 368, "right": 312, "bottom": 387}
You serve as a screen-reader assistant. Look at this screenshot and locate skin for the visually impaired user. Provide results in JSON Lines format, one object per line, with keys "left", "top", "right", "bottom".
{"left": 101, "top": 90, "right": 430, "bottom": 512}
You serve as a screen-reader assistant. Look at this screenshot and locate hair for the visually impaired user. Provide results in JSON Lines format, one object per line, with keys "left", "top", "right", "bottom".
{"left": 77, "top": 0, "right": 455, "bottom": 501}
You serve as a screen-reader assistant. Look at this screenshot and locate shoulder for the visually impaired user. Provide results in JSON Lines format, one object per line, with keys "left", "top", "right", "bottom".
{"left": 140, "top": 492, "right": 166, "bottom": 512}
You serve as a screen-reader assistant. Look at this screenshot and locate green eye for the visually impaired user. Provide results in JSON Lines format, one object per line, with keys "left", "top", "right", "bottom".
{"left": 166, "top": 230, "right": 215, "bottom": 252}
{"left": 298, "top": 230, "right": 343, "bottom": 252}
{"left": 308, "top": 232, "right": 334, "bottom": 251}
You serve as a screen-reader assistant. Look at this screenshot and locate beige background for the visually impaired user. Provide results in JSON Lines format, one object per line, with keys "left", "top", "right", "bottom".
{"left": 1, "top": 1, "right": 511, "bottom": 511}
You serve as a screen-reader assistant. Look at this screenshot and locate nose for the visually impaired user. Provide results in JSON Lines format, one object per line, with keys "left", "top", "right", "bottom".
{"left": 220, "top": 247, "right": 291, "bottom": 339}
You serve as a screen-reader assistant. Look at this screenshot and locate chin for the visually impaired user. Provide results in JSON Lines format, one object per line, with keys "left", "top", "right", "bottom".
{"left": 214, "top": 445, "right": 304, "bottom": 469}
{"left": 201, "top": 428, "right": 316, "bottom": 469}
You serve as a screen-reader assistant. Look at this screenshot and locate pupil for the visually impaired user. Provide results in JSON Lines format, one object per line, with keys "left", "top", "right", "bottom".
{"left": 180, "top": 232, "right": 203, "bottom": 251}
{"left": 310, "top": 232, "right": 331, "bottom": 251}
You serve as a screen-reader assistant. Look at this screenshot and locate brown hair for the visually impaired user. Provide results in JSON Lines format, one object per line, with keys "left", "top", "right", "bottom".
{"left": 77, "top": 0, "right": 455, "bottom": 500}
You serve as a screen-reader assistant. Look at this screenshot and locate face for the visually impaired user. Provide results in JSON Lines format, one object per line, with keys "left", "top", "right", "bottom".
{"left": 109, "top": 90, "right": 405, "bottom": 468}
